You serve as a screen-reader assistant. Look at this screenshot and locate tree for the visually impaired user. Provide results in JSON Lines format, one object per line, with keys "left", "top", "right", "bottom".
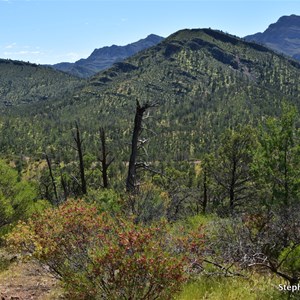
{"left": 252, "top": 103, "right": 300, "bottom": 209}
{"left": 0, "top": 160, "right": 45, "bottom": 235}
{"left": 212, "top": 125, "right": 256, "bottom": 215}
{"left": 126, "top": 100, "right": 157, "bottom": 193}
{"left": 199, "top": 155, "right": 213, "bottom": 214}
{"left": 99, "top": 127, "right": 114, "bottom": 188}
{"left": 44, "top": 153, "right": 59, "bottom": 205}
{"left": 72, "top": 121, "right": 87, "bottom": 195}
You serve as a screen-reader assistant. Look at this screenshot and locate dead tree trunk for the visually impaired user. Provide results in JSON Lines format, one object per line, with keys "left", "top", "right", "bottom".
{"left": 126, "top": 100, "right": 153, "bottom": 192}
{"left": 202, "top": 167, "right": 208, "bottom": 214}
{"left": 99, "top": 127, "right": 114, "bottom": 188}
{"left": 60, "top": 169, "right": 68, "bottom": 202}
{"left": 73, "top": 121, "right": 87, "bottom": 195}
{"left": 45, "top": 153, "right": 59, "bottom": 205}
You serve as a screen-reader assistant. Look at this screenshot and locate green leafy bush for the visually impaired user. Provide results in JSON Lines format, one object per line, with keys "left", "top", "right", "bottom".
{"left": 279, "top": 244, "right": 300, "bottom": 282}
{"left": 128, "top": 182, "right": 171, "bottom": 224}
{"left": 86, "top": 188, "right": 121, "bottom": 213}
{"left": 0, "top": 160, "right": 48, "bottom": 236}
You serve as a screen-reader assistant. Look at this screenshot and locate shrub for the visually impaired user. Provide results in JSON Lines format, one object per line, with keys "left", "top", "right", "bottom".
{"left": 0, "top": 160, "right": 47, "bottom": 237}
{"left": 86, "top": 188, "right": 121, "bottom": 213}
{"left": 279, "top": 244, "right": 300, "bottom": 283}
{"left": 128, "top": 182, "right": 171, "bottom": 224}
{"left": 6, "top": 199, "right": 204, "bottom": 299}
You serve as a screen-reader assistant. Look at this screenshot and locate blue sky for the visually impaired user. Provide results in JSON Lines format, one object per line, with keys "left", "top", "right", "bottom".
{"left": 1, "top": 0, "right": 300, "bottom": 64}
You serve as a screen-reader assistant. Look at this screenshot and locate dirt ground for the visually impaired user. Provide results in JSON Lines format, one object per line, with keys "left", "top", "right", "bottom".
{"left": 0, "top": 256, "right": 63, "bottom": 300}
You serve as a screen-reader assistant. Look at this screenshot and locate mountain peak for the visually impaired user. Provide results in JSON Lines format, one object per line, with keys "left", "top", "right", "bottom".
{"left": 146, "top": 33, "right": 162, "bottom": 39}
{"left": 144, "top": 34, "right": 164, "bottom": 43}
{"left": 266, "top": 14, "right": 300, "bottom": 31}
{"left": 277, "top": 14, "right": 300, "bottom": 24}
{"left": 52, "top": 34, "right": 164, "bottom": 78}
{"left": 244, "top": 15, "right": 300, "bottom": 61}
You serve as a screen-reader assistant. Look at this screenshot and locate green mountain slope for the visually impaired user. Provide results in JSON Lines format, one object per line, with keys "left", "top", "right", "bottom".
{"left": 0, "top": 59, "right": 83, "bottom": 107}
{"left": 80, "top": 28, "right": 299, "bottom": 115}
{"left": 1, "top": 29, "right": 300, "bottom": 161}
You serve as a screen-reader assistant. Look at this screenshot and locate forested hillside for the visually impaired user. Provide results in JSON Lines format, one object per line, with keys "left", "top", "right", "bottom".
{"left": 0, "top": 59, "right": 83, "bottom": 107}
{"left": 1, "top": 28, "right": 300, "bottom": 160}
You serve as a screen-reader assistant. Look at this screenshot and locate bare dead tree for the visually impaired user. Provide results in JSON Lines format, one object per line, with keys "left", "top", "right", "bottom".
{"left": 202, "top": 166, "right": 208, "bottom": 214}
{"left": 99, "top": 127, "right": 114, "bottom": 188}
{"left": 60, "top": 169, "right": 68, "bottom": 202}
{"left": 210, "top": 206, "right": 300, "bottom": 286}
{"left": 39, "top": 180, "right": 51, "bottom": 202}
{"left": 72, "top": 121, "right": 87, "bottom": 195}
{"left": 44, "top": 153, "right": 59, "bottom": 205}
{"left": 126, "top": 100, "right": 157, "bottom": 193}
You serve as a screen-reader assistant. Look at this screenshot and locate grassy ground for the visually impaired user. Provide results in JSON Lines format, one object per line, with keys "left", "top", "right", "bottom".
{"left": 175, "top": 273, "right": 296, "bottom": 300}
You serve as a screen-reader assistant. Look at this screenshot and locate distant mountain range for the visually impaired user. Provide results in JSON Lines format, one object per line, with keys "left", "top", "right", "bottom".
{"left": 245, "top": 14, "right": 300, "bottom": 61}
{"left": 52, "top": 34, "right": 164, "bottom": 78}
{"left": 52, "top": 15, "right": 300, "bottom": 80}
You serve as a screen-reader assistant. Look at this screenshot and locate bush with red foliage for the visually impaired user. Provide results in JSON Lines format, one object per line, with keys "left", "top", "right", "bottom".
{"left": 6, "top": 199, "right": 205, "bottom": 299}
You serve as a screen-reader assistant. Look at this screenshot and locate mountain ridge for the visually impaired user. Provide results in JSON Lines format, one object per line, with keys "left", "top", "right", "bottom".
{"left": 1, "top": 28, "right": 300, "bottom": 159}
{"left": 52, "top": 34, "right": 164, "bottom": 78}
{"left": 0, "top": 58, "right": 83, "bottom": 107}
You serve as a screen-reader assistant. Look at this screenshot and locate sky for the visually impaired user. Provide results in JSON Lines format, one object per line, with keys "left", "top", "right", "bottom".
{"left": 1, "top": 0, "right": 300, "bottom": 65}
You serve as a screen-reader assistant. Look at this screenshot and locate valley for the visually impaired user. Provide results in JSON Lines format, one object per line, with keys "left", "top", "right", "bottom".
{"left": 1, "top": 16, "right": 300, "bottom": 300}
